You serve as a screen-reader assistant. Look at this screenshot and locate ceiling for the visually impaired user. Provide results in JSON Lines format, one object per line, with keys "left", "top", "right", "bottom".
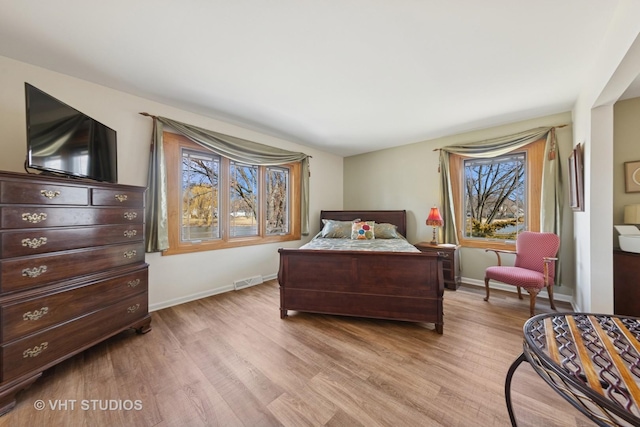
{"left": 0, "top": 1, "right": 637, "bottom": 157}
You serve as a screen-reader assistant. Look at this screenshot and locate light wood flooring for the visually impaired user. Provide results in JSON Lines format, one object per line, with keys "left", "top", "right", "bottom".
{"left": 0, "top": 281, "right": 594, "bottom": 427}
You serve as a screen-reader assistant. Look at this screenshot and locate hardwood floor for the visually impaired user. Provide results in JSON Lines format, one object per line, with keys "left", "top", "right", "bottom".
{"left": 0, "top": 281, "right": 594, "bottom": 426}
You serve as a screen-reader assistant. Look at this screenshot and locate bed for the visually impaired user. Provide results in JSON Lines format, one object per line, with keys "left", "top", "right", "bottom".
{"left": 277, "top": 210, "right": 445, "bottom": 333}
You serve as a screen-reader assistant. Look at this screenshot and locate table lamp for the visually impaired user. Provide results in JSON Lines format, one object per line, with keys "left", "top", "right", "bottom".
{"left": 426, "top": 206, "right": 444, "bottom": 245}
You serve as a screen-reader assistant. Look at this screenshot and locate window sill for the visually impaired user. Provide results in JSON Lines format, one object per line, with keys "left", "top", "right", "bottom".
{"left": 162, "top": 233, "right": 301, "bottom": 256}
{"left": 459, "top": 239, "right": 517, "bottom": 251}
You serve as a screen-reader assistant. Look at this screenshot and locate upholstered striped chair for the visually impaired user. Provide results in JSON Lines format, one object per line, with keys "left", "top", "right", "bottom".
{"left": 484, "top": 231, "right": 560, "bottom": 317}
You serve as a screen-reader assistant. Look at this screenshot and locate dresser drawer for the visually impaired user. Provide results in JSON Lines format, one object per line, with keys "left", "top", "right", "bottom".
{"left": 1, "top": 224, "right": 143, "bottom": 257}
{"left": 0, "top": 292, "right": 148, "bottom": 382}
{"left": 1, "top": 207, "right": 144, "bottom": 228}
{"left": 0, "top": 242, "right": 145, "bottom": 293}
{"left": 1, "top": 266, "right": 148, "bottom": 342}
{"left": 0, "top": 181, "right": 88, "bottom": 205}
{"left": 91, "top": 188, "right": 143, "bottom": 207}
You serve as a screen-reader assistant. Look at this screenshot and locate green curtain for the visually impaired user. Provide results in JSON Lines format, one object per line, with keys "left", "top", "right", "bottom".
{"left": 145, "top": 118, "right": 169, "bottom": 252}
{"left": 438, "top": 126, "right": 562, "bottom": 243}
{"left": 144, "top": 115, "right": 311, "bottom": 253}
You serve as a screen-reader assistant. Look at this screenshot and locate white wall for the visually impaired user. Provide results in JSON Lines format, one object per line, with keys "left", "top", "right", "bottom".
{"left": 589, "top": 106, "right": 614, "bottom": 313}
{"left": 0, "top": 55, "right": 344, "bottom": 311}
{"left": 570, "top": 0, "right": 640, "bottom": 313}
{"left": 614, "top": 97, "right": 640, "bottom": 230}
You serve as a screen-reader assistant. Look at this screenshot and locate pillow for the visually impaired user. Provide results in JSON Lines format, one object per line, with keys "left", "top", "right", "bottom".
{"left": 351, "top": 221, "right": 375, "bottom": 240}
{"left": 374, "top": 222, "right": 400, "bottom": 239}
{"left": 321, "top": 219, "right": 360, "bottom": 238}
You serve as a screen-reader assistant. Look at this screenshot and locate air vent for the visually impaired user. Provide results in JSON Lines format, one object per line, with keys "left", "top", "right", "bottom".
{"left": 233, "top": 275, "right": 263, "bottom": 290}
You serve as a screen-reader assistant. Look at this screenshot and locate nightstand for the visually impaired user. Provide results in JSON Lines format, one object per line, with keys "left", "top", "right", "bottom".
{"left": 415, "top": 242, "right": 461, "bottom": 290}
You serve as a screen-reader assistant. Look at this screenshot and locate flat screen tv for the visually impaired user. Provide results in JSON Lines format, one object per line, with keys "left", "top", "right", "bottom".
{"left": 25, "top": 83, "right": 118, "bottom": 183}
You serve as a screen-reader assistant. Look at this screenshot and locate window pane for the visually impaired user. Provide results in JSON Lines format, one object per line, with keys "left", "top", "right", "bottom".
{"left": 181, "top": 149, "right": 220, "bottom": 242}
{"left": 230, "top": 161, "right": 258, "bottom": 237}
{"left": 266, "top": 166, "right": 289, "bottom": 235}
{"left": 463, "top": 153, "right": 526, "bottom": 241}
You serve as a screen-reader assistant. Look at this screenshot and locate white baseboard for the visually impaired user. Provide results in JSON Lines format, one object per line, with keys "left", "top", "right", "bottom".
{"left": 462, "top": 276, "right": 575, "bottom": 307}
{"left": 149, "top": 273, "right": 277, "bottom": 312}
{"left": 150, "top": 274, "right": 574, "bottom": 313}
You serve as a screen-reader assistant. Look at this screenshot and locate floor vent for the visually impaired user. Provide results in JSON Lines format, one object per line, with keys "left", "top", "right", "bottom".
{"left": 233, "top": 275, "right": 263, "bottom": 290}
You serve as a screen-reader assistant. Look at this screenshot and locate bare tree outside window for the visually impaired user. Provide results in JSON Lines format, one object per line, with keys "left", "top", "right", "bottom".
{"left": 463, "top": 153, "right": 526, "bottom": 241}
{"left": 165, "top": 133, "right": 301, "bottom": 255}
{"left": 230, "top": 161, "right": 258, "bottom": 237}
{"left": 266, "top": 166, "right": 289, "bottom": 235}
{"left": 181, "top": 149, "right": 220, "bottom": 241}
{"left": 182, "top": 153, "right": 292, "bottom": 241}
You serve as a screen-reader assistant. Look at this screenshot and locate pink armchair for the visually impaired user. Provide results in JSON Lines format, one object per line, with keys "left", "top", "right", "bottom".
{"left": 484, "top": 231, "right": 560, "bottom": 317}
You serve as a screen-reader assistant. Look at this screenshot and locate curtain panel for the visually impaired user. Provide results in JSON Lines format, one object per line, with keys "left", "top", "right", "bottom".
{"left": 144, "top": 115, "right": 311, "bottom": 253}
{"left": 438, "top": 127, "right": 564, "bottom": 286}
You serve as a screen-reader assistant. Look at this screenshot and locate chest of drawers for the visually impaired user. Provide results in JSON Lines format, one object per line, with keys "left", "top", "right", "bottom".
{"left": 0, "top": 171, "right": 151, "bottom": 415}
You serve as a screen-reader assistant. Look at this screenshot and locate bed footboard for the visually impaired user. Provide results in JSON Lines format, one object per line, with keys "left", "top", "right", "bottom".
{"left": 277, "top": 249, "right": 444, "bottom": 333}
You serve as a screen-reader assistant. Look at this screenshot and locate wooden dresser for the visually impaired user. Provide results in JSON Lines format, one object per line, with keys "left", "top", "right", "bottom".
{"left": 0, "top": 171, "right": 151, "bottom": 415}
{"left": 613, "top": 249, "right": 640, "bottom": 317}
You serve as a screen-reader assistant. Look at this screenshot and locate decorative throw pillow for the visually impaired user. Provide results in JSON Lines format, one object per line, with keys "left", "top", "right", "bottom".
{"left": 374, "top": 222, "right": 399, "bottom": 239}
{"left": 351, "top": 221, "right": 375, "bottom": 240}
{"left": 321, "top": 219, "right": 360, "bottom": 238}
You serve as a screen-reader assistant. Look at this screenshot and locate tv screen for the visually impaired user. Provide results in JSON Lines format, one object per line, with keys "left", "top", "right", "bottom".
{"left": 25, "top": 83, "right": 118, "bottom": 183}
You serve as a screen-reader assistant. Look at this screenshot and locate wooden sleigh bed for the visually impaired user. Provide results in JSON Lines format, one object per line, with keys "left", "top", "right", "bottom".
{"left": 277, "top": 210, "right": 445, "bottom": 333}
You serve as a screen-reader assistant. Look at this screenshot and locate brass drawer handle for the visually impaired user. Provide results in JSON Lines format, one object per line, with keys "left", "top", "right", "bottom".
{"left": 127, "top": 304, "right": 140, "bottom": 313}
{"left": 40, "top": 190, "right": 61, "bottom": 199}
{"left": 115, "top": 194, "right": 128, "bottom": 202}
{"left": 436, "top": 251, "right": 450, "bottom": 258}
{"left": 127, "top": 279, "right": 140, "bottom": 288}
{"left": 23, "top": 342, "right": 48, "bottom": 358}
{"left": 22, "top": 213, "right": 48, "bottom": 224}
{"left": 22, "top": 266, "right": 48, "bottom": 278}
{"left": 123, "top": 250, "right": 137, "bottom": 259}
{"left": 23, "top": 307, "right": 49, "bottom": 321}
{"left": 21, "top": 237, "right": 48, "bottom": 249}
{"left": 123, "top": 230, "right": 137, "bottom": 238}
{"left": 124, "top": 212, "right": 137, "bottom": 221}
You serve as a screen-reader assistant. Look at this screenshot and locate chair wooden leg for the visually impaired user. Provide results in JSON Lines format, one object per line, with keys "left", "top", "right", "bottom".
{"left": 547, "top": 284, "right": 556, "bottom": 310}
{"left": 528, "top": 289, "right": 539, "bottom": 317}
{"left": 484, "top": 277, "right": 490, "bottom": 301}
{"left": 517, "top": 286, "right": 522, "bottom": 300}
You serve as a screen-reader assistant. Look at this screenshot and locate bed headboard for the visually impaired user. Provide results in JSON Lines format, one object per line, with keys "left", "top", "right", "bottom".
{"left": 320, "top": 210, "right": 407, "bottom": 237}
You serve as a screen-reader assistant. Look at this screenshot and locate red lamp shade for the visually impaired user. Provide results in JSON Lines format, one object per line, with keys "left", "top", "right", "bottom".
{"left": 426, "top": 206, "right": 443, "bottom": 245}
{"left": 426, "top": 207, "right": 443, "bottom": 227}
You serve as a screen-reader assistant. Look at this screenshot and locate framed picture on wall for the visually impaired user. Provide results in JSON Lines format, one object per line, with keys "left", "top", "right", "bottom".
{"left": 568, "top": 144, "right": 584, "bottom": 211}
{"left": 624, "top": 160, "right": 640, "bottom": 193}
